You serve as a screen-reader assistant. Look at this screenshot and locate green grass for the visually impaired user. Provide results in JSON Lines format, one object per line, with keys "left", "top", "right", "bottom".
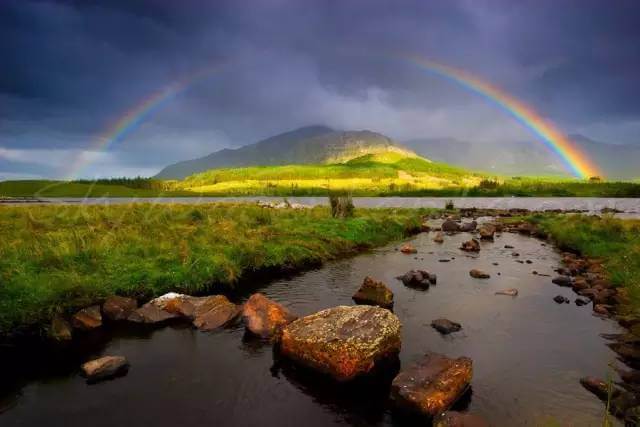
{"left": 522, "top": 214, "right": 640, "bottom": 311}
{"left": 0, "top": 180, "right": 193, "bottom": 198}
{"left": 0, "top": 202, "right": 426, "bottom": 337}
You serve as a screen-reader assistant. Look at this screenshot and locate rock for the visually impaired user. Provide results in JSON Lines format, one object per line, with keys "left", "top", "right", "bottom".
{"left": 580, "top": 376, "right": 618, "bottom": 401}
{"left": 504, "top": 245, "right": 514, "bottom": 249}
{"left": 575, "top": 297, "right": 590, "bottom": 306}
{"left": 81, "top": 356, "right": 129, "bottom": 382}
{"left": 572, "top": 277, "right": 589, "bottom": 291}
{"left": 433, "top": 231, "right": 445, "bottom": 243}
{"left": 439, "top": 259, "right": 451, "bottom": 263}
{"left": 459, "top": 221, "right": 477, "bottom": 232}
{"left": 552, "top": 275, "right": 574, "bottom": 287}
{"left": 400, "top": 244, "right": 417, "bottom": 254}
{"left": 478, "top": 224, "right": 496, "bottom": 240}
{"left": 50, "top": 315, "right": 72, "bottom": 341}
{"left": 525, "top": 260, "right": 533, "bottom": 264}
{"left": 512, "top": 252, "right": 520, "bottom": 257}
{"left": 128, "top": 303, "right": 179, "bottom": 324}
{"left": 192, "top": 295, "right": 240, "bottom": 331}
{"left": 611, "top": 391, "right": 640, "bottom": 417}
{"left": 469, "top": 269, "right": 490, "bottom": 279}
{"left": 593, "top": 304, "right": 611, "bottom": 316}
{"left": 495, "top": 288, "right": 518, "bottom": 297}
{"left": 242, "top": 293, "right": 297, "bottom": 338}
{"left": 431, "top": 319, "right": 462, "bottom": 334}
{"left": 608, "top": 343, "right": 640, "bottom": 364}
{"left": 553, "top": 295, "right": 569, "bottom": 304}
{"left": 102, "top": 296, "right": 138, "bottom": 321}
{"left": 460, "top": 239, "right": 480, "bottom": 252}
{"left": 72, "top": 305, "right": 102, "bottom": 330}
{"left": 352, "top": 276, "right": 394, "bottom": 309}
{"left": 442, "top": 219, "right": 461, "bottom": 233}
{"left": 434, "top": 412, "right": 489, "bottom": 427}
{"left": 390, "top": 352, "right": 472, "bottom": 417}
{"left": 280, "top": 305, "right": 401, "bottom": 381}
{"left": 398, "top": 270, "right": 436, "bottom": 288}
{"left": 617, "top": 368, "right": 640, "bottom": 384}
{"left": 421, "top": 222, "right": 431, "bottom": 232}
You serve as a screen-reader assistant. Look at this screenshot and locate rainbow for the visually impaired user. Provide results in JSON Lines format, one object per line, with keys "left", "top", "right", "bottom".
{"left": 66, "top": 63, "right": 227, "bottom": 179}
{"left": 400, "top": 55, "right": 601, "bottom": 179}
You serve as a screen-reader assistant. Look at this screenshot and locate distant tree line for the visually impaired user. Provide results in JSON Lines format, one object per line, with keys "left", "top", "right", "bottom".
{"left": 72, "top": 176, "right": 173, "bottom": 190}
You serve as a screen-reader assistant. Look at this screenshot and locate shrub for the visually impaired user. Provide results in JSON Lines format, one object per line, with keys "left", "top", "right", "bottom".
{"left": 329, "top": 193, "right": 355, "bottom": 218}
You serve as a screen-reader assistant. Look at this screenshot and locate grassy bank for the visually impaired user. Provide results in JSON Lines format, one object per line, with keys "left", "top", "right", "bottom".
{"left": 0, "top": 202, "right": 425, "bottom": 337}
{"left": 522, "top": 214, "right": 640, "bottom": 311}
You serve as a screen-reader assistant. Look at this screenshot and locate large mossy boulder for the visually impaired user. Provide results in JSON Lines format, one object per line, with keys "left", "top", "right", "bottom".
{"left": 280, "top": 305, "right": 401, "bottom": 381}
{"left": 242, "top": 293, "right": 297, "bottom": 339}
{"left": 352, "top": 276, "right": 394, "bottom": 308}
{"left": 391, "top": 352, "right": 473, "bottom": 417}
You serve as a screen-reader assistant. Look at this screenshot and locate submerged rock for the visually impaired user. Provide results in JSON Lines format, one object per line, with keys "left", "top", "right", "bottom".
{"left": 102, "top": 296, "right": 138, "bottom": 321}
{"left": 553, "top": 295, "right": 569, "bottom": 304}
{"left": 72, "top": 305, "right": 102, "bottom": 331}
{"left": 398, "top": 270, "right": 437, "bottom": 289}
{"left": 434, "top": 412, "right": 489, "bottom": 427}
{"left": 50, "top": 315, "right": 72, "bottom": 341}
{"left": 459, "top": 221, "right": 477, "bottom": 232}
{"left": 460, "top": 239, "right": 480, "bottom": 252}
{"left": 495, "top": 288, "right": 518, "bottom": 297}
{"left": 391, "top": 352, "right": 473, "bottom": 417}
{"left": 242, "top": 293, "right": 296, "bottom": 339}
{"left": 580, "top": 376, "right": 619, "bottom": 401}
{"left": 469, "top": 269, "right": 490, "bottom": 279}
{"left": 280, "top": 305, "right": 401, "bottom": 381}
{"left": 575, "top": 297, "right": 591, "bottom": 306}
{"left": 433, "top": 231, "right": 445, "bottom": 243}
{"left": 352, "top": 276, "right": 394, "bottom": 309}
{"left": 400, "top": 244, "right": 418, "bottom": 254}
{"left": 81, "top": 356, "right": 129, "bottom": 382}
{"left": 552, "top": 275, "right": 574, "bottom": 287}
{"left": 431, "top": 319, "right": 462, "bottom": 334}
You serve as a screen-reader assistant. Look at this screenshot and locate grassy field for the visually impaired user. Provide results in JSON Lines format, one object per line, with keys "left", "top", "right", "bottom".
{"left": 0, "top": 202, "right": 425, "bottom": 338}
{"left": 0, "top": 180, "right": 191, "bottom": 198}
{"left": 522, "top": 214, "right": 640, "bottom": 312}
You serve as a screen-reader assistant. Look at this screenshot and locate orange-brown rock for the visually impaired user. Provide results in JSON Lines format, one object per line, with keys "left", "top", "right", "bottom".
{"left": 478, "top": 224, "right": 496, "bottom": 240}
{"left": 128, "top": 303, "right": 179, "bottom": 324}
{"left": 280, "top": 305, "right": 401, "bottom": 381}
{"left": 81, "top": 356, "right": 129, "bottom": 382}
{"left": 242, "top": 293, "right": 297, "bottom": 339}
{"left": 72, "top": 305, "right": 102, "bottom": 330}
{"left": 50, "top": 315, "right": 72, "bottom": 341}
{"left": 460, "top": 239, "right": 480, "bottom": 252}
{"left": 400, "top": 244, "right": 417, "bottom": 254}
{"left": 352, "top": 276, "right": 394, "bottom": 308}
{"left": 102, "top": 296, "right": 138, "bottom": 321}
{"left": 192, "top": 295, "right": 240, "bottom": 331}
{"left": 433, "top": 231, "right": 445, "bottom": 243}
{"left": 391, "top": 352, "right": 473, "bottom": 417}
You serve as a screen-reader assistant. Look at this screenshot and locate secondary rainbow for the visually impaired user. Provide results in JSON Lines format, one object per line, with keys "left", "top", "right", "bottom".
{"left": 399, "top": 55, "right": 601, "bottom": 179}
{"left": 66, "top": 64, "right": 226, "bottom": 179}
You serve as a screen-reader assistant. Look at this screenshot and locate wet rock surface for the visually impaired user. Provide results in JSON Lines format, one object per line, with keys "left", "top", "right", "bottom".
{"left": 102, "top": 296, "right": 138, "bottom": 321}
{"left": 441, "top": 219, "right": 461, "bottom": 233}
{"left": 400, "top": 244, "right": 417, "bottom": 254}
{"left": 81, "top": 356, "right": 129, "bottom": 382}
{"left": 50, "top": 316, "right": 72, "bottom": 341}
{"left": 391, "top": 352, "right": 472, "bottom": 417}
{"left": 495, "top": 288, "right": 518, "bottom": 297}
{"left": 469, "top": 269, "right": 490, "bottom": 279}
{"left": 280, "top": 305, "right": 401, "bottom": 381}
{"left": 71, "top": 305, "right": 102, "bottom": 330}
{"left": 434, "top": 412, "right": 490, "bottom": 427}
{"left": 352, "top": 276, "right": 394, "bottom": 309}
{"left": 431, "top": 318, "right": 462, "bottom": 334}
{"left": 460, "top": 239, "right": 480, "bottom": 252}
{"left": 191, "top": 295, "right": 240, "bottom": 331}
{"left": 128, "top": 303, "right": 180, "bottom": 324}
{"left": 242, "top": 293, "right": 297, "bottom": 338}
{"left": 397, "top": 269, "right": 437, "bottom": 288}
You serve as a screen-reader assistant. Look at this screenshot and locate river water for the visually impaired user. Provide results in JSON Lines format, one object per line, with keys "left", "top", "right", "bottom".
{"left": 0, "top": 224, "right": 623, "bottom": 426}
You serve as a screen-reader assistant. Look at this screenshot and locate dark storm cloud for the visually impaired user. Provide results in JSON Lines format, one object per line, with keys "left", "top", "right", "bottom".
{"left": 1, "top": 0, "right": 639, "bottom": 177}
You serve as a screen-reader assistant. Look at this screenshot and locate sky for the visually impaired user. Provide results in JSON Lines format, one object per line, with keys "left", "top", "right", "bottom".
{"left": 1, "top": 0, "right": 639, "bottom": 179}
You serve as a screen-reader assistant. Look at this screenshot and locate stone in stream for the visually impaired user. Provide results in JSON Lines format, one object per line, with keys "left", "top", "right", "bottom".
{"left": 191, "top": 295, "right": 240, "bottom": 331}
{"left": 279, "top": 305, "right": 401, "bottom": 382}
{"left": 420, "top": 222, "right": 431, "bottom": 232}
{"left": 431, "top": 319, "right": 462, "bottom": 334}
{"left": 504, "top": 245, "right": 514, "bottom": 249}
{"left": 50, "top": 315, "right": 72, "bottom": 341}
{"left": 81, "top": 356, "right": 129, "bottom": 383}
{"left": 553, "top": 295, "right": 569, "bottom": 304}
{"left": 390, "top": 352, "right": 472, "bottom": 417}
{"left": 495, "top": 288, "right": 518, "bottom": 297}
{"left": 552, "top": 275, "right": 574, "bottom": 287}
{"left": 593, "top": 304, "right": 611, "bottom": 317}
{"left": 102, "top": 296, "right": 138, "bottom": 321}
{"left": 398, "top": 270, "right": 437, "bottom": 289}
{"left": 433, "top": 231, "right": 445, "bottom": 243}
{"left": 128, "top": 303, "right": 179, "bottom": 324}
{"left": 579, "top": 376, "right": 620, "bottom": 401}
{"left": 616, "top": 367, "right": 640, "bottom": 384}
{"left": 400, "top": 244, "right": 418, "bottom": 254}
{"left": 469, "top": 269, "right": 490, "bottom": 279}
{"left": 242, "top": 293, "right": 297, "bottom": 338}
{"left": 72, "top": 305, "right": 102, "bottom": 330}
{"left": 352, "top": 277, "right": 394, "bottom": 309}
{"left": 608, "top": 342, "right": 640, "bottom": 365}
{"left": 441, "top": 219, "right": 461, "bottom": 233}
{"left": 478, "top": 224, "right": 496, "bottom": 240}
{"left": 459, "top": 221, "right": 477, "bottom": 232}
{"left": 575, "top": 297, "right": 591, "bottom": 306}
{"left": 434, "top": 412, "right": 489, "bottom": 427}
{"left": 460, "top": 239, "right": 480, "bottom": 252}
{"left": 512, "top": 252, "right": 520, "bottom": 257}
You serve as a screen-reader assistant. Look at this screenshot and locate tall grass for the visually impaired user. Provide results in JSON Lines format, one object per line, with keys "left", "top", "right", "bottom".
{"left": 0, "top": 203, "right": 425, "bottom": 337}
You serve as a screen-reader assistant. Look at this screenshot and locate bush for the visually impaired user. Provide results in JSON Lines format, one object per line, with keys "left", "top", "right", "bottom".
{"left": 445, "top": 199, "right": 455, "bottom": 210}
{"left": 329, "top": 193, "right": 355, "bottom": 218}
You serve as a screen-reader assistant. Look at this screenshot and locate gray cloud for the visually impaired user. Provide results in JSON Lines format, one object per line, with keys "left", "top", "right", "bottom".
{"left": 1, "top": 0, "right": 639, "bottom": 178}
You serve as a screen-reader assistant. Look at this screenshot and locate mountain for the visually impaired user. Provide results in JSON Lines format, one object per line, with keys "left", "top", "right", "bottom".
{"left": 155, "top": 126, "right": 419, "bottom": 179}
{"left": 404, "top": 135, "right": 640, "bottom": 180}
